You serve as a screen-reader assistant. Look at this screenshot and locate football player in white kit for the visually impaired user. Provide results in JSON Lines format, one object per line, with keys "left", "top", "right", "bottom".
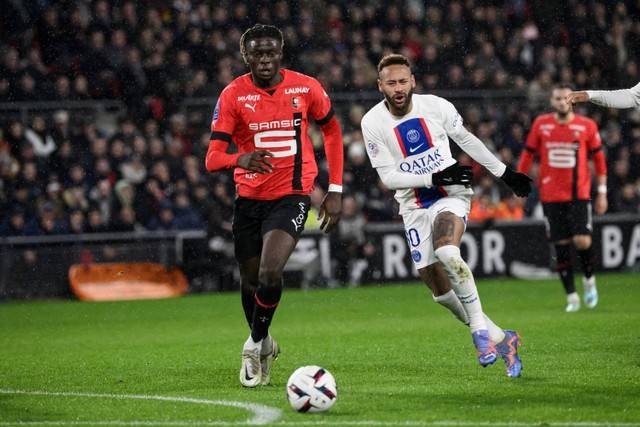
{"left": 361, "top": 54, "right": 532, "bottom": 377}
{"left": 568, "top": 82, "right": 640, "bottom": 109}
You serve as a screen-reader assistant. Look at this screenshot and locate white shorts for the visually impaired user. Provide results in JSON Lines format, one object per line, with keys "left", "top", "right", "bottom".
{"left": 401, "top": 196, "right": 470, "bottom": 269}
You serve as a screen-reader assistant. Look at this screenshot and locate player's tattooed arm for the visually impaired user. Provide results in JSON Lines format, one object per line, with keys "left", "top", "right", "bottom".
{"left": 432, "top": 212, "right": 464, "bottom": 249}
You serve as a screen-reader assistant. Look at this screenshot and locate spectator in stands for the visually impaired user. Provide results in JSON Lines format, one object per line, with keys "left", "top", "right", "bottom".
{"left": 110, "top": 206, "right": 142, "bottom": 232}
{"left": 0, "top": 0, "right": 639, "bottom": 240}
{"left": 0, "top": 207, "right": 28, "bottom": 237}
{"left": 86, "top": 206, "right": 108, "bottom": 233}
{"left": 173, "top": 191, "right": 204, "bottom": 230}
{"left": 147, "top": 201, "right": 177, "bottom": 231}
{"left": 25, "top": 116, "right": 56, "bottom": 158}
{"left": 68, "top": 209, "right": 86, "bottom": 234}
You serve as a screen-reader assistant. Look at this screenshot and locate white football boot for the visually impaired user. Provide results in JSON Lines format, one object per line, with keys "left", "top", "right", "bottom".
{"left": 565, "top": 292, "right": 580, "bottom": 313}
{"left": 239, "top": 340, "right": 262, "bottom": 388}
{"left": 260, "top": 335, "right": 280, "bottom": 385}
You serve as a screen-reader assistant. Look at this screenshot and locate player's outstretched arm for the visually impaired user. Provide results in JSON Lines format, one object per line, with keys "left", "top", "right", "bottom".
{"left": 569, "top": 82, "right": 640, "bottom": 109}
{"left": 441, "top": 98, "right": 532, "bottom": 197}
{"left": 373, "top": 163, "right": 472, "bottom": 190}
{"left": 500, "top": 168, "right": 533, "bottom": 197}
{"left": 567, "top": 91, "right": 590, "bottom": 104}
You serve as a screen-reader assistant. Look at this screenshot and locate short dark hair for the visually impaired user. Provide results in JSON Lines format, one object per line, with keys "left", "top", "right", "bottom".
{"left": 377, "top": 54, "right": 411, "bottom": 73}
{"left": 240, "top": 24, "right": 284, "bottom": 58}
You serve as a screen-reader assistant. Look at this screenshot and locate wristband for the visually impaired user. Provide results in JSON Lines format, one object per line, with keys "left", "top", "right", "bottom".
{"left": 597, "top": 185, "right": 607, "bottom": 194}
{"left": 328, "top": 184, "right": 343, "bottom": 193}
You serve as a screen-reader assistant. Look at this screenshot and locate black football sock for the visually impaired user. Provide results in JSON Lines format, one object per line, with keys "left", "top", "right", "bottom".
{"left": 555, "top": 243, "right": 575, "bottom": 294}
{"left": 577, "top": 246, "right": 595, "bottom": 279}
{"left": 251, "top": 282, "right": 283, "bottom": 342}
{"left": 241, "top": 284, "right": 256, "bottom": 328}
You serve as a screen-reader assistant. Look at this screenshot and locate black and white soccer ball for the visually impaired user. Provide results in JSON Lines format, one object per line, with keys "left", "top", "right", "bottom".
{"left": 286, "top": 365, "right": 337, "bottom": 412}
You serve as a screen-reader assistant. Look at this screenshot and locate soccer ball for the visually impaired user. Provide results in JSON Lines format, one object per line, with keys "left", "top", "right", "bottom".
{"left": 286, "top": 365, "right": 337, "bottom": 412}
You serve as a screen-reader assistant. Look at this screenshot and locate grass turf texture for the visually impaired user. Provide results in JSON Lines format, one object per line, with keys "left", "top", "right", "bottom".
{"left": 1, "top": 273, "right": 639, "bottom": 426}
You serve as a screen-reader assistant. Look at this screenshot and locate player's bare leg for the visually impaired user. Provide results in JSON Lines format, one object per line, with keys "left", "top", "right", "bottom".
{"left": 554, "top": 238, "right": 579, "bottom": 312}
{"left": 253, "top": 229, "right": 297, "bottom": 385}
{"left": 432, "top": 212, "right": 497, "bottom": 367}
{"left": 420, "top": 259, "right": 521, "bottom": 376}
{"left": 420, "top": 263, "right": 505, "bottom": 343}
{"left": 574, "top": 234, "right": 598, "bottom": 309}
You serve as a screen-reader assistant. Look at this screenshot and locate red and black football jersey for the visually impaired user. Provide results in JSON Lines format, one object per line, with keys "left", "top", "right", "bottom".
{"left": 519, "top": 113, "right": 604, "bottom": 203}
{"left": 210, "top": 69, "right": 334, "bottom": 200}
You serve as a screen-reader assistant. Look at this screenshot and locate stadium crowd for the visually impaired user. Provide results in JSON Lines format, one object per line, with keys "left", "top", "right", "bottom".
{"left": 1, "top": 0, "right": 640, "bottom": 242}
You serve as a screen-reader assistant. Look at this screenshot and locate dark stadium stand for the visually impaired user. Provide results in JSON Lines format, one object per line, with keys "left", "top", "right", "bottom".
{"left": 0, "top": 2, "right": 639, "bottom": 292}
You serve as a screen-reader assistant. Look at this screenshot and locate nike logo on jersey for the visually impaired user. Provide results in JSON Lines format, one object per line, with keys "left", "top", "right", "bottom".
{"left": 409, "top": 143, "right": 424, "bottom": 153}
{"left": 245, "top": 103, "right": 256, "bottom": 112}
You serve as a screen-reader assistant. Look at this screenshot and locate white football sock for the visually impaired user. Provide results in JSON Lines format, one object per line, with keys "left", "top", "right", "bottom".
{"left": 260, "top": 334, "right": 273, "bottom": 356}
{"left": 434, "top": 245, "right": 487, "bottom": 333}
{"left": 484, "top": 314, "right": 505, "bottom": 344}
{"left": 583, "top": 275, "right": 596, "bottom": 290}
{"left": 244, "top": 335, "right": 262, "bottom": 351}
{"left": 432, "top": 290, "right": 469, "bottom": 325}
{"left": 432, "top": 290, "right": 506, "bottom": 343}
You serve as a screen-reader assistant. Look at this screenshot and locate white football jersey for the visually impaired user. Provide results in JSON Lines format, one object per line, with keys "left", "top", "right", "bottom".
{"left": 587, "top": 81, "right": 640, "bottom": 109}
{"left": 361, "top": 94, "right": 478, "bottom": 215}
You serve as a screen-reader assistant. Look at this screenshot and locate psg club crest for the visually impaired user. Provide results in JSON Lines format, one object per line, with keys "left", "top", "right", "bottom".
{"left": 292, "top": 96, "right": 300, "bottom": 109}
{"left": 407, "top": 129, "right": 420, "bottom": 143}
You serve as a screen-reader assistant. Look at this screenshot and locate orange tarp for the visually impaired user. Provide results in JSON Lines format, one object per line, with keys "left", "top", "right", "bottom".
{"left": 69, "top": 262, "right": 188, "bottom": 301}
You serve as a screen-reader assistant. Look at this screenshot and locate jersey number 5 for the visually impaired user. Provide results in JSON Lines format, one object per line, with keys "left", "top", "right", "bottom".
{"left": 254, "top": 130, "right": 297, "bottom": 158}
{"left": 548, "top": 147, "right": 576, "bottom": 168}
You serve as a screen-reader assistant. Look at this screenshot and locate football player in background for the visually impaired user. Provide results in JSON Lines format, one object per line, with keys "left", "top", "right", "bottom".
{"left": 205, "top": 24, "right": 344, "bottom": 387}
{"left": 519, "top": 85, "right": 607, "bottom": 312}
{"left": 361, "top": 54, "right": 532, "bottom": 377}
{"left": 568, "top": 82, "right": 640, "bottom": 109}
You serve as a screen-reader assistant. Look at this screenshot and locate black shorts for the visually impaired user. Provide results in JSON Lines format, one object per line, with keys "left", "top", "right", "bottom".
{"left": 542, "top": 200, "right": 593, "bottom": 242}
{"left": 232, "top": 195, "right": 311, "bottom": 263}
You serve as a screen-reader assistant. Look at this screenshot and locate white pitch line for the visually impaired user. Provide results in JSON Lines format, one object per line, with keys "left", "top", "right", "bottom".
{"left": 0, "top": 389, "right": 281, "bottom": 426}
{"left": 1, "top": 389, "right": 638, "bottom": 427}
{"left": 1, "top": 421, "right": 639, "bottom": 427}
{"left": 277, "top": 422, "right": 640, "bottom": 427}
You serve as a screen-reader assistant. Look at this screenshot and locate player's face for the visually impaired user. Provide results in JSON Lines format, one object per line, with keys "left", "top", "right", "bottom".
{"left": 378, "top": 65, "right": 416, "bottom": 115}
{"left": 244, "top": 37, "right": 283, "bottom": 87}
{"left": 551, "top": 88, "right": 572, "bottom": 115}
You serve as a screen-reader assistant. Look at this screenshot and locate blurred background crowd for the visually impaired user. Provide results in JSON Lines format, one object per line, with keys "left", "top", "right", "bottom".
{"left": 1, "top": 0, "right": 640, "bottom": 241}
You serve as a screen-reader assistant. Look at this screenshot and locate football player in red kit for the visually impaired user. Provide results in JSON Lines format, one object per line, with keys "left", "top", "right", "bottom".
{"left": 205, "top": 24, "right": 344, "bottom": 387}
{"left": 518, "top": 84, "right": 607, "bottom": 312}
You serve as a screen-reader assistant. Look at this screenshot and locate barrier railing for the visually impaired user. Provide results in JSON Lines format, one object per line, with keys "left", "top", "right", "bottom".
{"left": 0, "top": 100, "right": 126, "bottom": 123}
{"left": 1, "top": 213, "right": 638, "bottom": 300}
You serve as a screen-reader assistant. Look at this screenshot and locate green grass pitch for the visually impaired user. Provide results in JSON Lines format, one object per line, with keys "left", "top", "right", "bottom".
{"left": 1, "top": 273, "right": 639, "bottom": 426}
